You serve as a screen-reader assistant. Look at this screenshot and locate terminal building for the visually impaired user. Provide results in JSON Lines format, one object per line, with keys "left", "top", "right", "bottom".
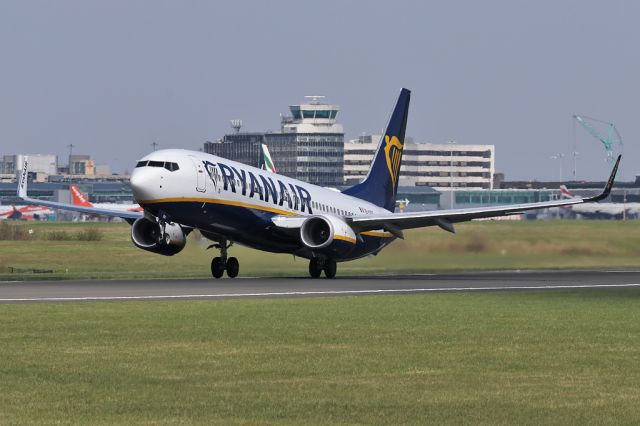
{"left": 344, "top": 135, "right": 495, "bottom": 189}
{"left": 204, "top": 96, "right": 344, "bottom": 187}
{"left": 204, "top": 127, "right": 265, "bottom": 172}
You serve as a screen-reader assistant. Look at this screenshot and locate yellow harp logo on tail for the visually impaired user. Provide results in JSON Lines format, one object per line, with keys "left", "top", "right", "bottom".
{"left": 384, "top": 135, "right": 403, "bottom": 193}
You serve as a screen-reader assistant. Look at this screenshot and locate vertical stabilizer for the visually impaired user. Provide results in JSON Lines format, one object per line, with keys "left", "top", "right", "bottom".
{"left": 342, "top": 88, "right": 411, "bottom": 211}
{"left": 261, "top": 144, "right": 277, "bottom": 173}
{"left": 70, "top": 185, "right": 94, "bottom": 207}
{"left": 17, "top": 157, "right": 28, "bottom": 199}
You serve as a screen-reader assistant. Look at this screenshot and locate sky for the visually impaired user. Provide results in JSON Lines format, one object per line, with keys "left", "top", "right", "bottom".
{"left": 0, "top": 1, "right": 637, "bottom": 180}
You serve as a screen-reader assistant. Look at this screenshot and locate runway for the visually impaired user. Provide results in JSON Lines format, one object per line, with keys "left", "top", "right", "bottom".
{"left": 1, "top": 270, "right": 640, "bottom": 303}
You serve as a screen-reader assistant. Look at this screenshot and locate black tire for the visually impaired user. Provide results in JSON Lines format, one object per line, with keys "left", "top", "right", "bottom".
{"left": 309, "top": 258, "right": 322, "bottom": 278}
{"left": 211, "top": 257, "right": 225, "bottom": 279}
{"left": 323, "top": 259, "right": 337, "bottom": 279}
{"left": 226, "top": 257, "right": 239, "bottom": 278}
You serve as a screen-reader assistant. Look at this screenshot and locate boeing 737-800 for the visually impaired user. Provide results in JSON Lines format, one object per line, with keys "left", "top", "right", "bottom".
{"left": 17, "top": 89, "right": 621, "bottom": 278}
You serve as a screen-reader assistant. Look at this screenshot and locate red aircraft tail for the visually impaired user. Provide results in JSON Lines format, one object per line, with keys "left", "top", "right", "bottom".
{"left": 70, "top": 185, "right": 94, "bottom": 207}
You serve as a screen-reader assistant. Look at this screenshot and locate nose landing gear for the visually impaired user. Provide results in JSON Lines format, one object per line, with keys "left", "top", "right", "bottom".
{"left": 308, "top": 258, "right": 337, "bottom": 279}
{"left": 209, "top": 239, "right": 239, "bottom": 279}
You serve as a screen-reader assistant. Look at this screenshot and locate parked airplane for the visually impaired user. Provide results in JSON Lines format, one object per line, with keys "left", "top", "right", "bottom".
{"left": 17, "top": 89, "right": 621, "bottom": 278}
{"left": 69, "top": 184, "right": 143, "bottom": 212}
{"left": 559, "top": 185, "right": 640, "bottom": 218}
{"left": 0, "top": 204, "right": 53, "bottom": 220}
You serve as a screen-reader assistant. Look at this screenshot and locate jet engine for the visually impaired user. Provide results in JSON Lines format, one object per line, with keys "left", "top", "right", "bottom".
{"left": 300, "top": 215, "right": 357, "bottom": 250}
{"left": 131, "top": 217, "right": 186, "bottom": 256}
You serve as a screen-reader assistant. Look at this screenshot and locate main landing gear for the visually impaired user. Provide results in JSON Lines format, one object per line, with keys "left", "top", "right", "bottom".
{"left": 210, "top": 239, "right": 239, "bottom": 279}
{"left": 309, "top": 258, "right": 337, "bottom": 279}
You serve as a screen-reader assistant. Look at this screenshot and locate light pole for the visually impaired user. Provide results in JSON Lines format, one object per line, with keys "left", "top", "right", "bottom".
{"left": 551, "top": 153, "right": 565, "bottom": 182}
{"left": 572, "top": 151, "right": 579, "bottom": 180}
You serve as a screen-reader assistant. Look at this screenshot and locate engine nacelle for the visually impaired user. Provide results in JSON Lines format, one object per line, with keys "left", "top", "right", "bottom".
{"left": 131, "top": 217, "right": 186, "bottom": 256}
{"left": 300, "top": 215, "right": 357, "bottom": 250}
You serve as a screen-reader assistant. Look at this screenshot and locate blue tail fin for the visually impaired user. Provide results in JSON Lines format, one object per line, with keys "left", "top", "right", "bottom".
{"left": 343, "top": 88, "right": 411, "bottom": 211}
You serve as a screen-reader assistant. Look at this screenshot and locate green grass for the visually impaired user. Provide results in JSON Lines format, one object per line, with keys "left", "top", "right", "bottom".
{"left": 1, "top": 220, "right": 640, "bottom": 280}
{"left": 1, "top": 290, "right": 640, "bottom": 424}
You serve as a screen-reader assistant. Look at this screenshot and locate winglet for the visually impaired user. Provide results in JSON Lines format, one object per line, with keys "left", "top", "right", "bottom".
{"left": 585, "top": 154, "right": 621, "bottom": 203}
{"left": 17, "top": 157, "right": 28, "bottom": 199}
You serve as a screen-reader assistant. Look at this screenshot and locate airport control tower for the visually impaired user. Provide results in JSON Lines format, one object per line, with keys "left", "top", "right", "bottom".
{"left": 265, "top": 96, "right": 344, "bottom": 187}
{"left": 204, "top": 96, "right": 344, "bottom": 187}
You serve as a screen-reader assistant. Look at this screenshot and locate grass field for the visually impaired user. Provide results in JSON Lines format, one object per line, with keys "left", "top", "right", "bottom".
{"left": 1, "top": 290, "right": 640, "bottom": 424}
{"left": 1, "top": 220, "right": 640, "bottom": 280}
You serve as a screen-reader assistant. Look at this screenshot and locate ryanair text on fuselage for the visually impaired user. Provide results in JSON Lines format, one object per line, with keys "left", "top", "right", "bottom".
{"left": 203, "top": 160, "right": 314, "bottom": 214}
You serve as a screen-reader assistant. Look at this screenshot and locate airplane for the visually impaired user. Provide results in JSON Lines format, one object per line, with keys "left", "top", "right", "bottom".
{"left": 17, "top": 88, "right": 621, "bottom": 279}
{"left": 559, "top": 185, "right": 640, "bottom": 218}
{"left": 0, "top": 204, "right": 53, "bottom": 220}
{"left": 69, "top": 184, "right": 143, "bottom": 213}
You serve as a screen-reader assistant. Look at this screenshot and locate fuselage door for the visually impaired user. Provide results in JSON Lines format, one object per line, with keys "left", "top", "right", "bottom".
{"left": 189, "top": 156, "right": 206, "bottom": 193}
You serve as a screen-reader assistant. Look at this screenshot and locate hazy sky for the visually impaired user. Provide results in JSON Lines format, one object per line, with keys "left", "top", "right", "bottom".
{"left": 0, "top": 1, "right": 637, "bottom": 180}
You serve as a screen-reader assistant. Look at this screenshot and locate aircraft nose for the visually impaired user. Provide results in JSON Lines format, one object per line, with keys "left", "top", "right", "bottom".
{"left": 130, "top": 168, "right": 157, "bottom": 202}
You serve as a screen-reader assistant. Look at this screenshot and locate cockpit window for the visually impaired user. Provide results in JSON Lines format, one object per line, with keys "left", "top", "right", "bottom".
{"left": 136, "top": 160, "right": 180, "bottom": 171}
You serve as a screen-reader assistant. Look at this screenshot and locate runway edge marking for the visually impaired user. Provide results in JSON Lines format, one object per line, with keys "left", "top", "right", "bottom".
{"left": 2, "top": 283, "right": 640, "bottom": 302}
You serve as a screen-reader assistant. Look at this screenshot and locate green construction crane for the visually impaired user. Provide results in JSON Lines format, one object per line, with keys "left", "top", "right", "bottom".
{"left": 573, "top": 115, "right": 622, "bottom": 163}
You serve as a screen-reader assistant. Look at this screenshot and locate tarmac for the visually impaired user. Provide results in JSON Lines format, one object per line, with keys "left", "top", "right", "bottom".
{"left": 1, "top": 270, "right": 640, "bottom": 303}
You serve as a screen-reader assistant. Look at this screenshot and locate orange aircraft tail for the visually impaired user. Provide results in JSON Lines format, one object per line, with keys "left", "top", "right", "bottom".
{"left": 70, "top": 185, "right": 94, "bottom": 207}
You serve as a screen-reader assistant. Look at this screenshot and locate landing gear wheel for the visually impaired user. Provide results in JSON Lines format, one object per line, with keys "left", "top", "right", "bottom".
{"left": 309, "top": 258, "right": 322, "bottom": 278}
{"left": 323, "top": 259, "right": 337, "bottom": 279}
{"left": 226, "top": 257, "right": 239, "bottom": 278}
{"left": 211, "top": 257, "right": 225, "bottom": 279}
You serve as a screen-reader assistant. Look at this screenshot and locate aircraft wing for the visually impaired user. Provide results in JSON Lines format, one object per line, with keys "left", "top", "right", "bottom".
{"left": 17, "top": 159, "right": 143, "bottom": 221}
{"left": 347, "top": 155, "right": 621, "bottom": 235}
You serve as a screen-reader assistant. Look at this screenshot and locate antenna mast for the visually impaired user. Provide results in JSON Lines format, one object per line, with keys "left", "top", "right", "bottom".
{"left": 230, "top": 119, "right": 242, "bottom": 134}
